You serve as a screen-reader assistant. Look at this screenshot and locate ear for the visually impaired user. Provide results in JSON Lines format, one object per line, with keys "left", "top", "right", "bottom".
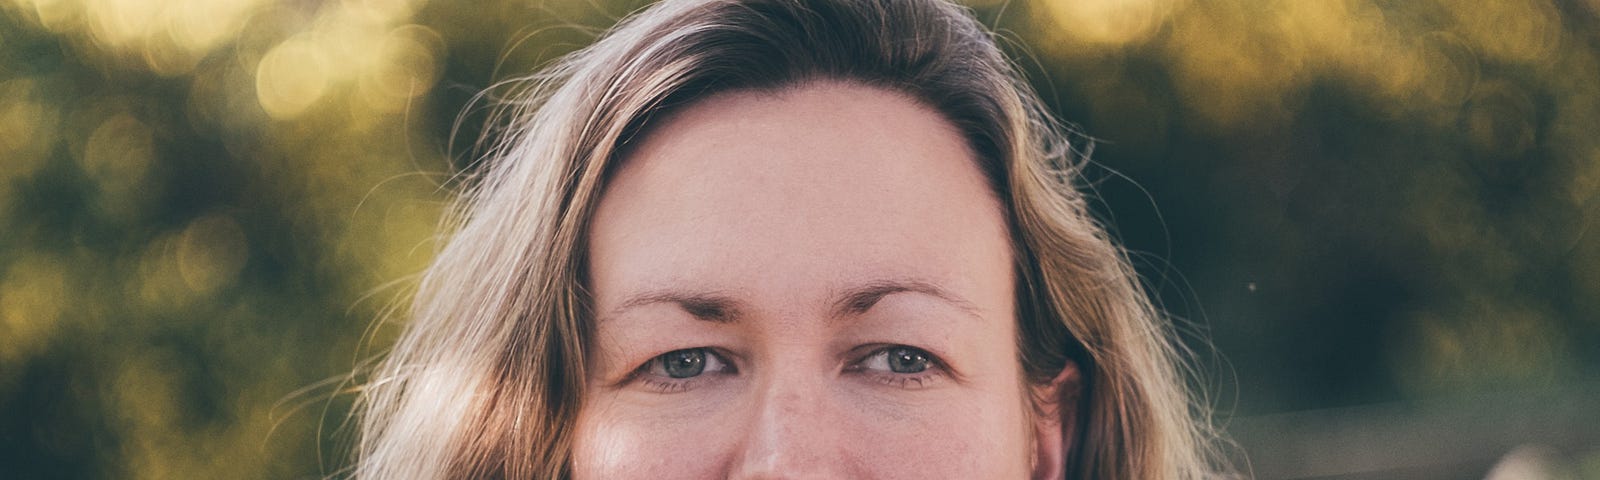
{"left": 1030, "top": 361, "right": 1082, "bottom": 480}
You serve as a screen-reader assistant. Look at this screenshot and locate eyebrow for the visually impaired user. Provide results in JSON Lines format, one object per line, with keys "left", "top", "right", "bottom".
{"left": 612, "top": 289, "right": 744, "bottom": 323}
{"left": 604, "top": 278, "right": 981, "bottom": 324}
{"left": 830, "top": 278, "right": 981, "bottom": 320}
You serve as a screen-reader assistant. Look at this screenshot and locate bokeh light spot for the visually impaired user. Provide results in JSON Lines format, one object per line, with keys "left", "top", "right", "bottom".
{"left": 344, "top": 0, "right": 421, "bottom": 24}
{"left": 137, "top": 233, "right": 189, "bottom": 308}
{"left": 79, "top": 112, "right": 154, "bottom": 199}
{"left": 0, "top": 254, "right": 68, "bottom": 366}
{"left": 0, "top": 78, "right": 61, "bottom": 182}
{"left": 1164, "top": 1, "right": 1300, "bottom": 130}
{"left": 176, "top": 213, "right": 249, "bottom": 294}
{"left": 106, "top": 348, "right": 189, "bottom": 478}
{"left": 1042, "top": 0, "right": 1177, "bottom": 47}
{"left": 84, "top": 0, "right": 163, "bottom": 49}
{"left": 358, "top": 24, "right": 444, "bottom": 110}
{"left": 1446, "top": 0, "right": 1563, "bottom": 64}
{"left": 256, "top": 36, "right": 331, "bottom": 119}
{"left": 167, "top": 0, "right": 260, "bottom": 54}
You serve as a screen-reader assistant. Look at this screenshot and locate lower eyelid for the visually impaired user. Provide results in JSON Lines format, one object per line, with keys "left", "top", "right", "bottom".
{"left": 860, "top": 369, "right": 944, "bottom": 390}
{"left": 637, "top": 376, "right": 698, "bottom": 393}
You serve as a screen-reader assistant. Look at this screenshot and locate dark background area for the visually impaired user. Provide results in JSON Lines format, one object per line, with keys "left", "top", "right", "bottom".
{"left": 1, "top": 0, "right": 1596, "bottom": 478}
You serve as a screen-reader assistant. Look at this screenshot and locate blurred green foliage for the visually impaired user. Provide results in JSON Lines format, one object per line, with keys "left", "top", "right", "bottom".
{"left": 0, "top": 0, "right": 1596, "bottom": 478}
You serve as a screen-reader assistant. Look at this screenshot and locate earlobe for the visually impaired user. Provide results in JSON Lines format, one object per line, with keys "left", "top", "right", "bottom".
{"left": 1030, "top": 361, "right": 1082, "bottom": 480}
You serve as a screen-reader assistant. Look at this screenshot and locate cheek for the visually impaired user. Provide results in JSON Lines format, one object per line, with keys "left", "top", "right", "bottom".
{"left": 571, "top": 397, "right": 739, "bottom": 480}
{"left": 842, "top": 390, "right": 1034, "bottom": 478}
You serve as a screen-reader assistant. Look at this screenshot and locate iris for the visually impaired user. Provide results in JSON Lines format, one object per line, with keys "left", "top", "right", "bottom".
{"left": 660, "top": 348, "right": 707, "bottom": 378}
{"left": 886, "top": 346, "right": 928, "bottom": 374}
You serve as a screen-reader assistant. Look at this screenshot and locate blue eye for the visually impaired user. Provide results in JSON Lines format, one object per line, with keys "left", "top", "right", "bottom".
{"left": 656, "top": 348, "right": 707, "bottom": 378}
{"left": 644, "top": 348, "right": 732, "bottom": 381}
{"left": 858, "top": 345, "right": 936, "bottom": 375}
{"left": 885, "top": 346, "right": 929, "bottom": 373}
{"left": 850, "top": 344, "right": 947, "bottom": 390}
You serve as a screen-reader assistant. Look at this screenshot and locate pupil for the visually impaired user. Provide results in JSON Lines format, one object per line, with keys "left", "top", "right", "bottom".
{"left": 888, "top": 347, "right": 927, "bottom": 374}
{"left": 663, "top": 349, "right": 706, "bottom": 378}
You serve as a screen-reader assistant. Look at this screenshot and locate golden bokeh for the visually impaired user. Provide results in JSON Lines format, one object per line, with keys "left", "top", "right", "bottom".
{"left": 255, "top": 35, "right": 331, "bottom": 119}
{"left": 0, "top": 254, "right": 67, "bottom": 366}
{"left": 356, "top": 24, "right": 444, "bottom": 110}
{"left": 79, "top": 112, "right": 154, "bottom": 198}
{"left": 176, "top": 213, "right": 249, "bottom": 294}
{"left": 0, "top": 77, "right": 60, "bottom": 180}
{"left": 1040, "top": 0, "right": 1179, "bottom": 47}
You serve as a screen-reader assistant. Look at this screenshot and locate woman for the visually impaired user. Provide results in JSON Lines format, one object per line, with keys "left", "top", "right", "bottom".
{"left": 355, "top": 0, "right": 1228, "bottom": 478}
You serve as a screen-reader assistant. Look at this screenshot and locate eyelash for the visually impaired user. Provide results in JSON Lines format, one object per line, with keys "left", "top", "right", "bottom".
{"left": 848, "top": 345, "right": 947, "bottom": 390}
{"left": 636, "top": 375, "right": 702, "bottom": 394}
{"left": 626, "top": 345, "right": 948, "bottom": 393}
{"left": 628, "top": 348, "right": 737, "bottom": 394}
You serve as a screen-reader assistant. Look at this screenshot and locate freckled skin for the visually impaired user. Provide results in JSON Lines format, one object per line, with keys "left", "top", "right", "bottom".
{"left": 577, "top": 82, "right": 1038, "bottom": 479}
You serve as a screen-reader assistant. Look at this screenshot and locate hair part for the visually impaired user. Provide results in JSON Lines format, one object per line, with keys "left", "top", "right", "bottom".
{"left": 355, "top": 0, "right": 1230, "bottom": 478}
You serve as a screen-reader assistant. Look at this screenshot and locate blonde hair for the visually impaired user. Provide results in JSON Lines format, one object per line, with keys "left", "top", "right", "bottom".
{"left": 356, "top": 0, "right": 1228, "bottom": 478}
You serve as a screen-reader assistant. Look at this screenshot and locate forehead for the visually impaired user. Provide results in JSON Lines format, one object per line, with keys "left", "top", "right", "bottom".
{"left": 587, "top": 81, "right": 1012, "bottom": 308}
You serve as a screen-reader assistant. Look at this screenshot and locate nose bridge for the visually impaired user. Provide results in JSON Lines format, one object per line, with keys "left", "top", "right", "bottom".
{"left": 732, "top": 358, "right": 848, "bottom": 479}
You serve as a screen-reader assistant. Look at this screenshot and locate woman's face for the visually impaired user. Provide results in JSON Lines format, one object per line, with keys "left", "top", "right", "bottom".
{"left": 577, "top": 81, "right": 1043, "bottom": 479}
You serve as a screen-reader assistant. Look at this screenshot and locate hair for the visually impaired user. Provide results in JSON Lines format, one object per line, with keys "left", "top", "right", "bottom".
{"left": 354, "top": 0, "right": 1228, "bottom": 478}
